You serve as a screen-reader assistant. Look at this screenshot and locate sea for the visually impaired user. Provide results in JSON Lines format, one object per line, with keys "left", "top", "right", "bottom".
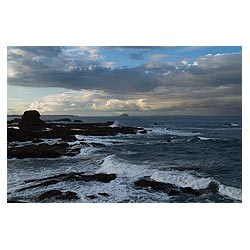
{"left": 7, "top": 115, "right": 242, "bottom": 203}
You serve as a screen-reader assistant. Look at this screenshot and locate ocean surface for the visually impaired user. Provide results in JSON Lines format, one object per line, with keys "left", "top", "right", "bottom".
{"left": 7, "top": 115, "right": 242, "bottom": 202}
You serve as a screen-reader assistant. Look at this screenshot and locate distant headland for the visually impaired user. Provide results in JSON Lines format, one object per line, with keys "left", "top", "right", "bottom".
{"left": 119, "top": 113, "right": 129, "bottom": 118}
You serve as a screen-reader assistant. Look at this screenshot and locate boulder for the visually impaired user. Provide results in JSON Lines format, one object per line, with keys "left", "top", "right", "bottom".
{"left": 19, "top": 110, "right": 45, "bottom": 131}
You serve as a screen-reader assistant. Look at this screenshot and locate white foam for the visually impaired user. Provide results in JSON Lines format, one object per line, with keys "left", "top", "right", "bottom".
{"left": 82, "top": 135, "right": 129, "bottom": 146}
{"left": 8, "top": 126, "right": 20, "bottom": 129}
{"left": 78, "top": 146, "right": 99, "bottom": 157}
{"left": 147, "top": 128, "right": 201, "bottom": 137}
{"left": 219, "top": 184, "right": 242, "bottom": 201}
{"left": 97, "top": 155, "right": 150, "bottom": 177}
{"left": 198, "top": 136, "right": 211, "bottom": 141}
{"left": 231, "top": 123, "right": 239, "bottom": 127}
{"left": 110, "top": 121, "right": 120, "bottom": 127}
{"left": 151, "top": 171, "right": 242, "bottom": 201}
{"left": 151, "top": 170, "right": 212, "bottom": 189}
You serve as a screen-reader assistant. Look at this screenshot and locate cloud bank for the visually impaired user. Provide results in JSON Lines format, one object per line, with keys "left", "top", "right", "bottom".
{"left": 7, "top": 46, "right": 242, "bottom": 115}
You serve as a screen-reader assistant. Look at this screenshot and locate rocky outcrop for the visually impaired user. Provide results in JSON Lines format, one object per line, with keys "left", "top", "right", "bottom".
{"left": 8, "top": 110, "right": 146, "bottom": 142}
{"left": 135, "top": 177, "right": 179, "bottom": 195}
{"left": 36, "top": 190, "right": 79, "bottom": 202}
{"left": 18, "top": 110, "right": 45, "bottom": 131}
{"left": 19, "top": 172, "right": 117, "bottom": 191}
{"left": 7, "top": 143, "right": 77, "bottom": 159}
{"left": 134, "top": 177, "right": 220, "bottom": 197}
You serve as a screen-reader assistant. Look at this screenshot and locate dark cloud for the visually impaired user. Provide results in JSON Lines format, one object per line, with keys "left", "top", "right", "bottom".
{"left": 8, "top": 47, "right": 242, "bottom": 103}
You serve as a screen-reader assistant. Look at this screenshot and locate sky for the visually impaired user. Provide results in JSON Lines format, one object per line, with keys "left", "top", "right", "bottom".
{"left": 7, "top": 46, "right": 242, "bottom": 116}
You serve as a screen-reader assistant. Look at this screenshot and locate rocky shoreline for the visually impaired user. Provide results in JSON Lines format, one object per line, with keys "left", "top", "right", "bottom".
{"left": 8, "top": 110, "right": 147, "bottom": 159}
{"left": 7, "top": 110, "right": 148, "bottom": 202}
{"left": 7, "top": 110, "right": 236, "bottom": 203}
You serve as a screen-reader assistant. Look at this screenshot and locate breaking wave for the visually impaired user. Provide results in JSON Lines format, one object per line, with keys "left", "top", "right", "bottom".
{"left": 151, "top": 171, "right": 242, "bottom": 201}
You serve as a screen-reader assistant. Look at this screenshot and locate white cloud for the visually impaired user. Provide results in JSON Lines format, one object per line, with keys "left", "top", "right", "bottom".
{"left": 92, "top": 98, "right": 152, "bottom": 111}
{"left": 150, "top": 54, "right": 167, "bottom": 61}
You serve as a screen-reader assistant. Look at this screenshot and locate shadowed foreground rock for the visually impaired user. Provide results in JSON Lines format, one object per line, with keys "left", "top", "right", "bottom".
{"left": 135, "top": 177, "right": 220, "bottom": 197}
{"left": 17, "top": 172, "right": 117, "bottom": 193}
{"left": 135, "top": 177, "right": 180, "bottom": 195}
{"left": 36, "top": 190, "right": 79, "bottom": 202}
{"left": 7, "top": 143, "right": 78, "bottom": 159}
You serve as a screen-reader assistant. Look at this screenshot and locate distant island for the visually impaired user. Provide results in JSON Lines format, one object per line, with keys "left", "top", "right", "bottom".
{"left": 119, "top": 113, "right": 129, "bottom": 118}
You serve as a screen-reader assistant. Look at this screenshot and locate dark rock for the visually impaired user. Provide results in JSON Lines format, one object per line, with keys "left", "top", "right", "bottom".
{"left": 64, "top": 173, "right": 117, "bottom": 183}
{"left": 73, "top": 119, "right": 83, "bottom": 123}
{"left": 154, "top": 123, "right": 158, "bottom": 125}
{"left": 180, "top": 187, "right": 200, "bottom": 196}
{"left": 98, "top": 192, "right": 110, "bottom": 197}
{"left": 23, "top": 172, "right": 116, "bottom": 185}
{"left": 36, "top": 190, "right": 79, "bottom": 202}
{"left": 61, "top": 135, "right": 77, "bottom": 142}
{"left": 138, "top": 129, "right": 147, "bottom": 134}
{"left": 8, "top": 143, "right": 71, "bottom": 159}
{"left": 8, "top": 110, "right": 144, "bottom": 143}
{"left": 19, "top": 110, "right": 45, "bottom": 131}
{"left": 106, "top": 121, "right": 114, "bottom": 125}
{"left": 17, "top": 179, "right": 60, "bottom": 192}
{"left": 8, "top": 128, "right": 35, "bottom": 141}
{"left": 135, "top": 177, "right": 177, "bottom": 194}
{"left": 87, "top": 194, "right": 98, "bottom": 199}
{"left": 206, "top": 181, "right": 219, "bottom": 194}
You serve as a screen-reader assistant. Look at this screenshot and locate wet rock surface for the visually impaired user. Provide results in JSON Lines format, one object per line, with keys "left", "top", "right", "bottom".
{"left": 10, "top": 172, "right": 117, "bottom": 202}
{"left": 7, "top": 143, "right": 77, "bottom": 159}
{"left": 134, "top": 177, "right": 221, "bottom": 198}
{"left": 7, "top": 110, "right": 147, "bottom": 159}
{"left": 19, "top": 172, "right": 117, "bottom": 191}
{"left": 36, "top": 190, "right": 79, "bottom": 202}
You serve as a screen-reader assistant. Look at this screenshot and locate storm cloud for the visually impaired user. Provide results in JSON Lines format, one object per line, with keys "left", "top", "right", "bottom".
{"left": 7, "top": 46, "right": 242, "bottom": 115}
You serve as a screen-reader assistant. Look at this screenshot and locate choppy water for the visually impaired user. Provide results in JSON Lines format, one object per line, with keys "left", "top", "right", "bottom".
{"left": 7, "top": 116, "right": 242, "bottom": 202}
